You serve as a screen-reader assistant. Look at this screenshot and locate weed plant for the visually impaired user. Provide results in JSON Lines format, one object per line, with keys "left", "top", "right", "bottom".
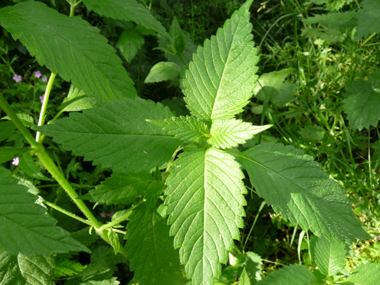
{"left": 1, "top": 0, "right": 380, "bottom": 284}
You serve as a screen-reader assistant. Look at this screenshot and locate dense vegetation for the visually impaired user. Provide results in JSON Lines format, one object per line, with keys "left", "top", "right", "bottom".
{"left": 1, "top": 0, "right": 380, "bottom": 284}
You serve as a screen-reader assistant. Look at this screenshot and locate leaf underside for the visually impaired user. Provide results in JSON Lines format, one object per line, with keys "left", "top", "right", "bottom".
{"left": 0, "top": 168, "right": 88, "bottom": 256}
{"left": 36, "top": 97, "right": 182, "bottom": 173}
{"left": 0, "top": 2, "right": 136, "bottom": 102}
{"left": 182, "top": 0, "right": 258, "bottom": 121}
{"left": 346, "top": 262, "right": 380, "bottom": 284}
{"left": 127, "top": 203, "right": 184, "bottom": 285}
{"left": 166, "top": 147, "right": 247, "bottom": 285}
{"left": 237, "top": 143, "right": 369, "bottom": 242}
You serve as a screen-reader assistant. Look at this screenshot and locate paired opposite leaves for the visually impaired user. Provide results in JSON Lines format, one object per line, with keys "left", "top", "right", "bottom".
{"left": 127, "top": 203, "right": 184, "bottom": 285}
{"left": 0, "top": 2, "right": 136, "bottom": 102}
{"left": 237, "top": 143, "right": 369, "bottom": 242}
{"left": 0, "top": 168, "right": 88, "bottom": 256}
{"left": 166, "top": 148, "right": 247, "bottom": 285}
{"left": 36, "top": 97, "right": 182, "bottom": 173}
{"left": 182, "top": 0, "right": 258, "bottom": 121}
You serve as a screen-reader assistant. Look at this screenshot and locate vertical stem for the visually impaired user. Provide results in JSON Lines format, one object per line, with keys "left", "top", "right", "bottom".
{"left": 36, "top": 72, "right": 56, "bottom": 142}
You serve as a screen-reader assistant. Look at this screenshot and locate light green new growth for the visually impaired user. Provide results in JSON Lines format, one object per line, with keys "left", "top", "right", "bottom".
{"left": 209, "top": 119, "right": 271, "bottom": 149}
{"left": 148, "top": 116, "right": 209, "bottom": 144}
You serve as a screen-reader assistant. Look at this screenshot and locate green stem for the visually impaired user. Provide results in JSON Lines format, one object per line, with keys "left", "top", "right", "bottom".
{"left": 243, "top": 201, "right": 266, "bottom": 252}
{"left": 0, "top": 93, "right": 102, "bottom": 229}
{"left": 36, "top": 72, "right": 56, "bottom": 142}
{"left": 42, "top": 198, "right": 93, "bottom": 226}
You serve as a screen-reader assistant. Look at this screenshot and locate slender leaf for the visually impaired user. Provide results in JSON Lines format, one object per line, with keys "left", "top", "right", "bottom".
{"left": 0, "top": 251, "right": 55, "bottom": 285}
{"left": 236, "top": 143, "right": 369, "bottom": 242}
{"left": 182, "top": 0, "right": 258, "bottom": 121}
{"left": 209, "top": 119, "right": 271, "bottom": 149}
{"left": 19, "top": 155, "right": 53, "bottom": 181}
{"left": 61, "top": 85, "right": 96, "bottom": 113}
{"left": 36, "top": 97, "right": 182, "bottom": 173}
{"left": 82, "top": 0, "right": 167, "bottom": 37}
{"left": 166, "top": 147, "right": 247, "bottom": 285}
{"left": 170, "top": 17, "right": 186, "bottom": 56}
{"left": 127, "top": 203, "right": 184, "bottom": 285}
{"left": 0, "top": 167, "right": 88, "bottom": 255}
{"left": 0, "top": 2, "right": 137, "bottom": 102}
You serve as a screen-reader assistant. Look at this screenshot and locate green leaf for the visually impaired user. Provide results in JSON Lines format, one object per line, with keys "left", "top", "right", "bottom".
{"left": 356, "top": 0, "right": 380, "bottom": 39}
{"left": 61, "top": 85, "right": 96, "bottom": 113}
{"left": 2, "top": 113, "right": 35, "bottom": 127}
{"left": 236, "top": 143, "right": 369, "bottom": 242}
{"left": 0, "top": 147, "right": 30, "bottom": 164}
{"left": 301, "top": 27, "right": 345, "bottom": 43}
{"left": 82, "top": 0, "right": 168, "bottom": 38}
{"left": 170, "top": 17, "right": 186, "bottom": 56}
{"left": 258, "top": 264, "right": 316, "bottom": 285}
{"left": 0, "top": 251, "right": 55, "bottom": 285}
{"left": 0, "top": 2, "right": 136, "bottom": 102}
{"left": 342, "top": 71, "right": 380, "bottom": 130}
{"left": 209, "top": 119, "right": 272, "bottom": 149}
{"left": 311, "top": 236, "right": 347, "bottom": 276}
{"left": 303, "top": 11, "right": 358, "bottom": 29}
{"left": 182, "top": 1, "right": 258, "bottom": 121}
{"left": 298, "top": 125, "right": 324, "bottom": 143}
{"left": 85, "top": 171, "right": 162, "bottom": 206}
{"left": 253, "top": 69, "right": 297, "bottom": 106}
{"left": 36, "top": 97, "right": 182, "bottom": 173}
{"left": 19, "top": 155, "right": 53, "bottom": 181}
{"left": 127, "top": 203, "right": 184, "bottom": 285}
{"left": 54, "top": 259, "right": 86, "bottom": 278}
{"left": 66, "top": 246, "right": 118, "bottom": 284}
{"left": 0, "top": 167, "right": 88, "bottom": 255}
{"left": 166, "top": 147, "right": 247, "bottom": 285}
{"left": 0, "top": 121, "right": 16, "bottom": 142}
{"left": 116, "top": 28, "right": 144, "bottom": 64}
{"left": 145, "top": 62, "right": 181, "bottom": 83}
{"left": 345, "top": 262, "right": 380, "bottom": 285}
{"left": 148, "top": 116, "right": 209, "bottom": 144}
{"left": 107, "top": 230, "right": 120, "bottom": 255}
{"left": 239, "top": 268, "right": 250, "bottom": 285}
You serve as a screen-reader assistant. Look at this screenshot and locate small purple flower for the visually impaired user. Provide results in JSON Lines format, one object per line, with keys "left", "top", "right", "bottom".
{"left": 107, "top": 211, "right": 114, "bottom": 218}
{"left": 13, "top": 74, "right": 22, "bottom": 83}
{"left": 12, "top": 157, "right": 19, "bottom": 166}
{"left": 42, "top": 76, "right": 48, "bottom": 83}
{"left": 40, "top": 94, "right": 45, "bottom": 103}
{"left": 101, "top": 211, "right": 107, "bottom": 218}
{"left": 377, "top": 236, "right": 380, "bottom": 241}
{"left": 34, "top": 71, "right": 42, "bottom": 78}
